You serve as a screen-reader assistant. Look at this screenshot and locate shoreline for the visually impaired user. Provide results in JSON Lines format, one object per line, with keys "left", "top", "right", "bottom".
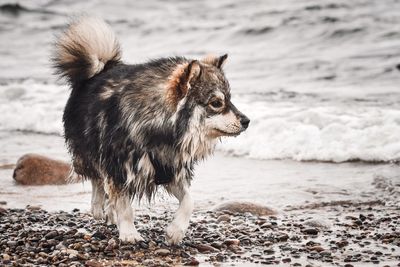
{"left": 0, "top": 133, "right": 397, "bottom": 212}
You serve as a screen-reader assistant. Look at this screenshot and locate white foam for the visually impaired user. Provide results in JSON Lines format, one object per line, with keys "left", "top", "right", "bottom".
{"left": 220, "top": 99, "right": 400, "bottom": 162}
{"left": 0, "top": 80, "right": 66, "bottom": 135}
{"left": 1, "top": 81, "right": 400, "bottom": 163}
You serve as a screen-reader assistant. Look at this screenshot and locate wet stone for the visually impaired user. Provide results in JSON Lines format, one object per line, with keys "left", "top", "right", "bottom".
{"left": 224, "top": 239, "right": 240, "bottom": 246}
{"left": 184, "top": 257, "right": 200, "bottom": 266}
{"left": 196, "top": 244, "right": 218, "bottom": 253}
{"left": 155, "top": 248, "right": 170, "bottom": 256}
{"left": 302, "top": 228, "right": 319, "bottom": 235}
{"left": 91, "top": 231, "right": 107, "bottom": 240}
{"left": 217, "top": 214, "right": 231, "bottom": 223}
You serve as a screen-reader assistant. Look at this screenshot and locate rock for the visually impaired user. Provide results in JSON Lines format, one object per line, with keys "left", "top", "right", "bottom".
{"left": 277, "top": 233, "right": 289, "bottom": 242}
{"left": 303, "top": 219, "right": 331, "bottom": 230}
{"left": 211, "top": 242, "right": 223, "bottom": 249}
{"left": 213, "top": 201, "right": 276, "bottom": 216}
{"left": 85, "top": 260, "right": 103, "bottom": 267}
{"left": 155, "top": 248, "right": 170, "bottom": 256}
{"left": 302, "top": 228, "right": 319, "bottom": 235}
{"left": 184, "top": 257, "right": 200, "bottom": 266}
{"left": 7, "top": 241, "right": 17, "bottom": 247}
{"left": 336, "top": 240, "right": 349, "bottom": 248}
{"left": 13, "top": 154, "right": 76, "bottom": 185}
{"left": 217, "top": 214, "right": 231, "bottom": 223}
{"left": 309, "top": 246, "right": 325, "bottom": 252}
{"left": 224, "top": 239, "right": 240, "bottom": 246}
{"left": 264, "top": 249, "right": 274, "bottom": 255}
{"left": 45, "top": 230, "right": 58, "bottom": 239}
{"left": 196, "top": 244, "right": 218, "bottom": 253}
{"left": 91, "top": 231, "right": 107, "bottom": 240}
{"left": 0, "top": 207, "right": 7, "bottom": 214}
{"left": 26, "top": 205, "right": 41, "bottom": 211}
{"left": 228, "top": 244, "right": 243, "bottom": 254}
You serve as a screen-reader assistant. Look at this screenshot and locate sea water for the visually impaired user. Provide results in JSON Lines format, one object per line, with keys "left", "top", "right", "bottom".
{"left": 0, "top": 0, "right": 399, "bottom": 210}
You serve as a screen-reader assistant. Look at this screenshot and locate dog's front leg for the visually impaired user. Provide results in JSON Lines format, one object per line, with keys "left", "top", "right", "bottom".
{"left": 104, "top": 179, "right": 143, "bottom": 243}
{"left": 115, "top": 195, "right": 144, "bottom": 243}
{"left": 166, "top": 184, "right": 194, "bottom": 245}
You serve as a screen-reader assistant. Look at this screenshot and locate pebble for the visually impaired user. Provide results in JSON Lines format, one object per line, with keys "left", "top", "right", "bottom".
{"left": 154, "top": 248, "right": 170, "bottom": 256}
{"left": 309, "top": 246, "right": 324, "bottom": 252}
{"left": 26, "top": 205, "right": 41, "bottom": 211}
{"left": 217, "top": 214, "right": 231, "bottom": 223}
{"left": 213, "top": 201, "right": 276, "bottom": 216}
{"left": 85, "top": 260, "right": 103, "bottom": 267}
{"left": 2, "top": 254, "right": 10, "bottom": 261}
{"left": 223, "top": 239, "right": 240, "bottom": 246}
{"left": 45, "top": 230, "right": 58, "bottom": 239}
{"left": 196, "top": 244, "right": 218, "bottom": 253}
{"left": 184, "top": 257, "right": 199, "bottom": 266}
{"left": 302, "top": 228, "right": 319, "bottom": 235}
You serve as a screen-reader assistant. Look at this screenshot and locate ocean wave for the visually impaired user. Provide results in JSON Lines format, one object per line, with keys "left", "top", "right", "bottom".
{"left": 0, "top": 2, "right": 59, "bottom": 16}
{"left": 219, "top": 99, "right": 400, "bottom": 163}
{"left": 0, "top": 81, "right": 66, "bottom": 135}
{"left": 1, "top": 82, "right": 400, "bottom": 163}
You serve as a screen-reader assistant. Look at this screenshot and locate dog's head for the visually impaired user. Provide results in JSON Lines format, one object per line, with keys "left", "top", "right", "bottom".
{"left": 167, "top": 54, "right": 250, "bottom": 138}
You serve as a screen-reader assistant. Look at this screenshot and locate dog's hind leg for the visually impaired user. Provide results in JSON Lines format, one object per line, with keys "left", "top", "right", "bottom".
{"left": 104, "top": 197, "right": 117, "bottom": 225}
{"left": 91, "top": 179, "right": 106, "bottom": 220}
{"left": 105, "top": 180, "right": 144, "bottom": 243}
{"left": 165, "top": 183, "right": 194, "bottom": 245}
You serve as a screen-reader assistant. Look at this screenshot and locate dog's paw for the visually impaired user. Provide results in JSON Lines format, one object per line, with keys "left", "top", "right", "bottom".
{"left": 119, "top": 229, "right": 144, "bottom": 243}
{"left": 106, "top": 211, "right": 117, "bottom": 225}
{"left": 91, "top": 207, "right": 105, "bottom": 220}
{"left": 166, "top": 222, "right": 185, "bottom": 245}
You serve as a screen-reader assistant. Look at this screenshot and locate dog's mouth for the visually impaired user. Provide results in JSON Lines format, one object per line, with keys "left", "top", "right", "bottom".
{"left": 213, "top": 129, "right": 241, "bottom": 137}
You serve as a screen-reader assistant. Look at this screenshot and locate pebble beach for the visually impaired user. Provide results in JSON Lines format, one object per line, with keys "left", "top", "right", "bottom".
{"left": 1, "top": 175, "right": 399, "bottom": 266}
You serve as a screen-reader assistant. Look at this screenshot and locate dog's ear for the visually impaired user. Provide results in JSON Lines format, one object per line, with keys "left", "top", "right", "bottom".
{"left": 217, "top": 54, "right": 228, "bottom": 69}
{"left": 201, "top": 54, "right": 228, "bottom": 69}
{"left": 185, "top": 60, "right": 201, "bottom": 87}
{"left": 166, "top": 60, "right": 201, "bottom": 108}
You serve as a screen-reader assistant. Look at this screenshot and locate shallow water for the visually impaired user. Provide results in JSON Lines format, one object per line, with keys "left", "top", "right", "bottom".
{"left": 0, "top": 132, "right": 398, "bottom": 213}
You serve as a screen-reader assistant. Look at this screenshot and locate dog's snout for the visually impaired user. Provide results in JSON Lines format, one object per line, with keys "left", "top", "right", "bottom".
{"left": 240, "top": 116, "right": 250, "bottom": 129}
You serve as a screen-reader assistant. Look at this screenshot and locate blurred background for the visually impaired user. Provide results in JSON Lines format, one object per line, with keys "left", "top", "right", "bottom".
{"left": 0, "top": 0, "right": 399, "bottom": 210}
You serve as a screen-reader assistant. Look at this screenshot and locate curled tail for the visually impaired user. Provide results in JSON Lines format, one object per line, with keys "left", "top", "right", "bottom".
{"left": 53, "top": 17, "right": 121, "bottom": 86}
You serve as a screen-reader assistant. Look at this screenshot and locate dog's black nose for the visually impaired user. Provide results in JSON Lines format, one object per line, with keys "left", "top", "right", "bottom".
{"left": 241, "top": 116, "right": 250, "bottom": 129}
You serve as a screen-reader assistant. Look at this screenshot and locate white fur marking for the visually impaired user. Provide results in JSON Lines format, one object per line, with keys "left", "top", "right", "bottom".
{"left": 179, "top": 106, "right": 217, "bottom": 162}
{"left": 166, "top": 185, "right": 194, "bottom": 245}
{"left": 205, "top": 109, "right": 241, "bottom": 134}
{"left": 91, "top": 179, "right": 105, "bottom": 220}
{"left": 115, "top": 195, "right": 143, "bottom": 243}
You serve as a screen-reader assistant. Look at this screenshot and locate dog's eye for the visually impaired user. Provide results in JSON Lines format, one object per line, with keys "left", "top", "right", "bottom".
{"left": 210, "top": 100, "right": 223, "bottom": 109}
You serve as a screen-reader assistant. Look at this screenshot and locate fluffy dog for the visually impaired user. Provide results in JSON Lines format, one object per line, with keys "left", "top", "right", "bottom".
{"left": 53, "top": 17, "right": 250, "bottom": 244}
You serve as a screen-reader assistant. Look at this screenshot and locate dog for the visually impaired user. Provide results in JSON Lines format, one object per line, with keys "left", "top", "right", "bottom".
{"left": 53, "top": 17, "right": 250, "bottom": 244}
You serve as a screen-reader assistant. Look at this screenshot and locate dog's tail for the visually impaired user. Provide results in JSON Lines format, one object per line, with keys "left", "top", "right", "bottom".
{"left": 53, "top": 17, "right": 121, "bottom": 86}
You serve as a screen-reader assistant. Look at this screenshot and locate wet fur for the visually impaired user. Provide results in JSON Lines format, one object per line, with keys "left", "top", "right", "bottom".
{"left": 53, "top": 17, "right": 249, "bottom": 244}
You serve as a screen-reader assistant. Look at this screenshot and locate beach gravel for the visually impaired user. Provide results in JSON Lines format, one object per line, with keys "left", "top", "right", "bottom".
{"left": 0, "top": 200, "right": 399, "bottom": 266}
